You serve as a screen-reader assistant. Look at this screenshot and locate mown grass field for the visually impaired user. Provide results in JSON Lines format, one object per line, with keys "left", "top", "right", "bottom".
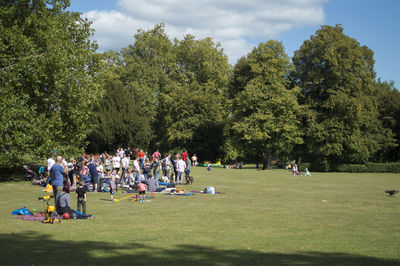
{"left": 0, "top": 167, "right": 399, "bottom": 265}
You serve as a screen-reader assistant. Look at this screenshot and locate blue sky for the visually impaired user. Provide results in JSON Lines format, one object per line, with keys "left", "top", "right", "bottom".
{"left": 68, "top": 0, "right": 399, "bottom": 87}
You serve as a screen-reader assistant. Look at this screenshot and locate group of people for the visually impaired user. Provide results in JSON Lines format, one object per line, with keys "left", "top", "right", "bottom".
{"left": 46, "top": 148, "right": 197, "bottom": 204}
{"left": 46, "top": 155, "right": 89, "bottom": 217}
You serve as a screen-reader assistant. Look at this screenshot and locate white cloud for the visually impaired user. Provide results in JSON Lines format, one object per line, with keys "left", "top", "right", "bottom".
{"left": 84, "top": 0, "right": 326, "bottom": 64}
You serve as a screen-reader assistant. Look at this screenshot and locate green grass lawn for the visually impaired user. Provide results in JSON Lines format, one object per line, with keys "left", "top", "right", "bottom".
{"left": 0, "top": 167, "right": 399, "bottom": 265}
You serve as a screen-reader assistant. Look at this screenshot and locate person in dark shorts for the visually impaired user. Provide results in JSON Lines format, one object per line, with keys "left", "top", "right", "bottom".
{"left": 137, "top": 181, "right": 147, "bottom": 202}
{"left": 76, "top": 181, "right": 87, "bottom": 215}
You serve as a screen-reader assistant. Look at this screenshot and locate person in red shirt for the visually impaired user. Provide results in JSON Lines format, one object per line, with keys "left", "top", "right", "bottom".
{"left": 138, "top": 149, "right": 145, "bottom": 169}
{"left": 152, "top": 150, "right": 161, "bottom": 162}
{"left": 181, "top": 150, "right": 188, "bottom": 162}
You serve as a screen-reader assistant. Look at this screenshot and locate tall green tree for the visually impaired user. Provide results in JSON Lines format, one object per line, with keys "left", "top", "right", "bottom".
{"left": 87, "top": 25, "right": 231, "bottom": 160}
{"left": 160, "top": 35, "right": 230, "bottom": 159}
{"left": 376, "top": 79, "right": 400, "bottom": 161}
{"left": 292, "top": 25, "right": 395, "bottom": 163}
{"left": 0, "top": 0, "right": 102, "bottom": 167}
{"left": 120, "top": 24, "right": 175, "bottom": 152}
{"left": 231, "top": 40, "right": 303, "bottom": 169}
{"left": 86, "top": 51, "right": 152, "bottom": 153}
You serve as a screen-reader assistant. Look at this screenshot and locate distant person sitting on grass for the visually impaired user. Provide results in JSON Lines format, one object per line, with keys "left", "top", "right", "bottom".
{"left": 127, "top": 170, "right": 136, "bottom": 190}
{"left": 146, "top": 174, "right": 157, "bottom": 192}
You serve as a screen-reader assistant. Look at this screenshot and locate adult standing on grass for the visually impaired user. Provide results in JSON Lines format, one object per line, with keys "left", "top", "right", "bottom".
{"left": 176, "top": 155, "right": 186, "bottom": 185}
{"left": 153, "top": 157, "right": 161, "bottom": 183}
{"left": 185, "top": 157, "right": 191, "bottom": 178}
{"left": 152, "top": 149, "right": 161, "bottom": 162}
{"left": 121, "top": 153, "right": 130, "bottom": 182}
{"left": 112, "top": 152, "right": 121, "bottom": 174}
{"left": 88, "top": 160, "right": 99, "bottom": 192}
{"left": 49, "top": 156, "right": 66, "bottom": 199}
{"left": 142, "top": 158, "right": 152, "bottom": 181}
{"left": 162, "top": 154, "right": 172, "bottom": 179}
{"left": 132, "top": 156, "right": 141, "bottom": 181}
{"left": 182, "top": 150, "right": 189, "bottom": 162}
{"left": 125, "top": 147, "right": 131, "bottom": 159}
{"left": 105, "top": 156, "right": 112, "bottom": 176}
{"left": 47, "top": 154, "right": 55, "bottom": 173}
{"left": 191, "top": 154, "right": 198, "bottom": 166}
{"left": 138, "top": 149, "right": 145, "bottom": 169}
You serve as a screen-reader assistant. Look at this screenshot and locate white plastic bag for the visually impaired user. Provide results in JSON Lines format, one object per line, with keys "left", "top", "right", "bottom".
{"left": 206, "top": 186, "right": 215, "bottom": 194}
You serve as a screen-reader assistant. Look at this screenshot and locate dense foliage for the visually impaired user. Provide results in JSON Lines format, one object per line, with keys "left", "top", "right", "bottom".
{"left": 1, "top": 2, "right": 399, "bottom": 169}
{"left": 292, "top": 25, "right": 396, "bottom": 163}
{"left": 298, "top": 162, "right": 400, "bottom": 173}
{"left": 87, "top": 25, "right": 231, "bottom": 160}
{"left": 231, "top": 41, "right": 303, "bottom": 169}
{"left": 0, "top": 0, "right": 102, "bottom": 167}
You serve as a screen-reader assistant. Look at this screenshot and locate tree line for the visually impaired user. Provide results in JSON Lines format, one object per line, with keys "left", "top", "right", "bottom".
{"left": 1, "top": 1, "right": 399, "bottom": 169}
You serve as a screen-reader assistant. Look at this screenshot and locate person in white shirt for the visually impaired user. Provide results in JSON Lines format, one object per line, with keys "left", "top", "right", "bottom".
{"left": 121, "top": 153, "right": 130, "bottom": 182}
{"left": 47, "top": 155, "right": 55, "bottom": 172}
{"left": 175, "top": 155, "right": 186, "bottom": 185}
{"left": 132, "top": 157, "right": 140, "bottom": 181}
{"left": 96, "top": 163, "right": 104, "bottom": 177}
{"left": 118, "top": 148, "right": 124, "bottom": 159}
{"left": 105, "top": 156, "right": 112, "bottom": 176}
{"left": 112, "top": 153, "right": 121, "bottom": 174}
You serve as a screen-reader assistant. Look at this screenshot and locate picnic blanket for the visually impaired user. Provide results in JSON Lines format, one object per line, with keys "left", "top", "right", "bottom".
{"left": 190, "top": 190, "right": 222, "bottom": 194}
{"left": 167, "top": 193, "right": 195, "bottom": 196}
{"left": 159, "top": 182, "right": 173, "bottom": 186}
{"left": 14, "top": 213, "right": 45, "bottom": 222}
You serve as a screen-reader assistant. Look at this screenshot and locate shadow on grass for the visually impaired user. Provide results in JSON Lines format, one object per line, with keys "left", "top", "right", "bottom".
{"left": 0, "top": 231, "right": 398, "bottom": 266}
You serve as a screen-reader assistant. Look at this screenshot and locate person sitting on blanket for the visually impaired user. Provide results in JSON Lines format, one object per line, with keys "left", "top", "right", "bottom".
{"left": 56, "top": 185, "right": 73, "bottom": 216}
{"left": 146, "top": 174, "right": 157, "bottom": 192}
{"left": 127, "top": 170, "right": 136, "bottom": 190}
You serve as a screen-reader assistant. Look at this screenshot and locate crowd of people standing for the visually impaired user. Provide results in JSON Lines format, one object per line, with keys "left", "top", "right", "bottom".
{"left": 45, "top": 148, "right": 198, "bottom": 210}
{"left": 47, "top": 148, "right": 198, "bottom": 193}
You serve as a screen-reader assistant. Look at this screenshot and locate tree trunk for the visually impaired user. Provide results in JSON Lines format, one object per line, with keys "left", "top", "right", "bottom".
{"left": 262, "top": 153, "right": 272, "bottom": 170}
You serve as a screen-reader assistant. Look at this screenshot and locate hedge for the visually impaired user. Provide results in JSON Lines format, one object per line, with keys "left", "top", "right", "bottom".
{"left": 298, "top": 162, "right": 400, "bottom": 173}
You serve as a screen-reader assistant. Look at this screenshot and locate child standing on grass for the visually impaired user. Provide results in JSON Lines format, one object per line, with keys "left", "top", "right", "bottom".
{"left": 76, "top": 181, "right": 87, "bottom": 215}
{"left": 207, "top": 163, "right": 211, "bottom": 172}
{"left": 137, "top": 181, "right": 147, "bottom": 202}
{"left": 109, "top": 176, "right": 116, "bottom": 201}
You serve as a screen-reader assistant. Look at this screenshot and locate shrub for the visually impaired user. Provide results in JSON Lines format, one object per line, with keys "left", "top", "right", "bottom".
{"left": 298, "top": 162, "right": 400, "bottom": 173}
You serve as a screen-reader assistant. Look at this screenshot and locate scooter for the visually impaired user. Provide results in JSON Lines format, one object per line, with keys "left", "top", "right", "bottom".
{"left": 38, "top": 195, "right": 61, "bottom": 224}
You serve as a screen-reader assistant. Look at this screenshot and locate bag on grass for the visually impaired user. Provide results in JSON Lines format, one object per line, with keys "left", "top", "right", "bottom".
{"left": 44, "top": 183, "right": 53, "bottom": 193}
{"left": 11, "top": 207, "right": 33, "bottom": 216}
{"left": 205, "top": 187, "right": 215, "bottom": 194}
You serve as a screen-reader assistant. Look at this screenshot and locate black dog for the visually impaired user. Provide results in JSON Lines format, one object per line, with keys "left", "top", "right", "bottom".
{"left": 185, "top": 175, "right": 194, "bottom": 185}
{"left": 385, "top": 190, "right": 399, "bottom": 197}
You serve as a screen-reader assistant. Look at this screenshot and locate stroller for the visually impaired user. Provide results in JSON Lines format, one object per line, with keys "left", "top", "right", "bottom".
{"left": 22, "top": 165, "right": 38, "bottom": 182}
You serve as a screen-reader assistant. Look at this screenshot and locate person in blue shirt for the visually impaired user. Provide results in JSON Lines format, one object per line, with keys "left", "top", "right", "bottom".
{"left": 88, "top": 160, "right": 99, "bottom": 192}
{"left": 50, "top": 156, "right": 67, "bottom": 198}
